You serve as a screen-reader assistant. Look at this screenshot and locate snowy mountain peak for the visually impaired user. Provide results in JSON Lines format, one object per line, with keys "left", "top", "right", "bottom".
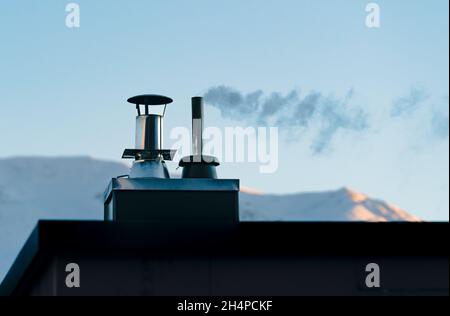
{"left": 337, "top": 187, "right": 369, "bottom": 203}
{"left": 240, "top": 186, "right": 420, "bottom": 222}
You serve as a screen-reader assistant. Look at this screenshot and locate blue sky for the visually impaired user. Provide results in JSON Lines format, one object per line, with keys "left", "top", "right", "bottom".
{"left": 0, "top": 0, "right": 448, "bottom": 220}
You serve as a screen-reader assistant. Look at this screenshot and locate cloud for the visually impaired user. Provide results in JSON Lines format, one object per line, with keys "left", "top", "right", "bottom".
{"left": 204, "top": 86, "right": 369, "bottom": 154}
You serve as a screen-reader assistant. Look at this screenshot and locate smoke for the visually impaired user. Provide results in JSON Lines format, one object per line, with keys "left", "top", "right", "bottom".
{"left": 432, "top": 112, "right": 449, "bottom": 139}
{"left": 390, "top": 87, "right": 449, "bottom": 140}
{"left": 431, "top": 96, "right": 449, "bottom": 140}
{"left": 204, "top": 86, "right": 369, "bottom": 154}
{"left": 203, "top": 86, "right": 263, "bottom": 119}
{"left": 390, "top": 86, "right": 429, "bottom": 118}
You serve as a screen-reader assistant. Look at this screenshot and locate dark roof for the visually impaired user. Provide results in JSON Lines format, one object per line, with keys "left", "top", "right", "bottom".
{"left": 0, "top": 220, "right": 447, "bottom": 296}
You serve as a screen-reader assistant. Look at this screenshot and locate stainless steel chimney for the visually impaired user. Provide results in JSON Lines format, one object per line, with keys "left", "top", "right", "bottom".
{"left": 179, "top": 97, "right": 220, "bottom": 179}
{"left": 135, "top": 115, "right": 163, "bottom": 151}
{"left": 191, "top": 96, "right": 203, "bottom": 157}
{"left": 122, "top": 94, "right": 176, "bottom": 179}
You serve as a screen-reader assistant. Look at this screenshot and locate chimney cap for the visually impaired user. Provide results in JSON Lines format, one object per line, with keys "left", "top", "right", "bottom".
{"left": 127, "top": 94, "right": 173, "bottom": 106}
{"left": 179, "top": 155, "right": 220, "bottom": 167}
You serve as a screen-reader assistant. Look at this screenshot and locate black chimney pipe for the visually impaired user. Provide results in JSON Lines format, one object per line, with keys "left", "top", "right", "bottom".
{"left": 191, "top": 97, "right": 203, "bottom": 159}
{"left": 179, "top": 96, "right": 220, "bottom": 179}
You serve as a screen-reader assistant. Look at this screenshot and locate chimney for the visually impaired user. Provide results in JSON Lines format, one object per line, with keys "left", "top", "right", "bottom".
{"left": 192, "top": 96, "right": 204, "bottom": 157}
{"left": 121, "top": 94, "right": 176, "bottom": 179}
{"left": 179, "top": 97, "right": 220, "bottom": 179}
{"left": 103, "top": 94, "right": 239, "bottom": 222}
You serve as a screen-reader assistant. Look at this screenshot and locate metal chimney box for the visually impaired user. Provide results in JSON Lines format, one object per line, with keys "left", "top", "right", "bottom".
{"left": 104, "top": 178, "right": 239, "bottom": 222}
{"left": 103, "top": 94, "right": 240, "bottom": 222}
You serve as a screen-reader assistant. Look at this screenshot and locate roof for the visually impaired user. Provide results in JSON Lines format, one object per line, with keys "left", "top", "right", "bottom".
{"left": 0, "top": 220, "right": 447, "bottom": 296}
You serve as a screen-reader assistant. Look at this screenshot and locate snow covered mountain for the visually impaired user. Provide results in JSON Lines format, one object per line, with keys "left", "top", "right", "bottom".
{"left": 240, "top": 187, "right": 420, "bottom": 222}
{"left": 0, "top": 156, "right": 420, "bottom": 282}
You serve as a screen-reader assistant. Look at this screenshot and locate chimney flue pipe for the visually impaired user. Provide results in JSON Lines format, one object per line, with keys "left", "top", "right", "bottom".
{"left": 135, "top": 114, "right": 163, "bottom": 151}
{"left": 179, "top": 96, "right": 220, "bottom": 178}
{"left": 191, "top": 97, "right": 203, "bottom": 158}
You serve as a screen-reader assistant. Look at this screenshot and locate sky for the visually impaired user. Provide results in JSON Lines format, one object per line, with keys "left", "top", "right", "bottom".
{"left": 0, "top": 0, "right": 448, "bottom": 221}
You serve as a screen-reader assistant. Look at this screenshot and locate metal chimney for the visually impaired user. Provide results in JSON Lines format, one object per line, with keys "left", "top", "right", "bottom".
{"left": 104, "top": 94, "right": 239, "bottom": 223}
{"left": 122, "top": 94, "right": 176, "bottom": 178}
{"left": 179, "top": 97, "right": 220, "bottom": 179}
